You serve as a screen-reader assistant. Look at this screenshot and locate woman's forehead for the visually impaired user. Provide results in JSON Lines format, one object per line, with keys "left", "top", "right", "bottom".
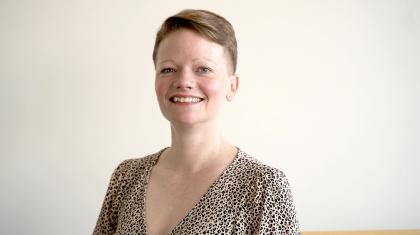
{"left": 156, "top": 30, "right": 228, "bottom": 64}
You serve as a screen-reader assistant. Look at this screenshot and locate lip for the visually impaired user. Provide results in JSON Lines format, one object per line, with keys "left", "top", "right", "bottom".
{"left": 168, "top": 93, "right": 205, "bottom": 104}
{"left": 169, "top": 94, "right": 204, "bottom": 99}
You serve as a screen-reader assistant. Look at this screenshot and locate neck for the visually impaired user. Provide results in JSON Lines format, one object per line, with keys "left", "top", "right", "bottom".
{"left": 160, "top": 121, "right": 234, "bottom": 173}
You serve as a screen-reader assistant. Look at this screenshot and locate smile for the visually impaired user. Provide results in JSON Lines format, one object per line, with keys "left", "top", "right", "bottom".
{"left": 170, "top": 96, "right": 204, "bottom": 103}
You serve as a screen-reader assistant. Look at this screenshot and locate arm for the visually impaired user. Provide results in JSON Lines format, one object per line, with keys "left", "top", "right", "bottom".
{"left": 92, "top": 160, "right": 130, "bottom": 235}
{"left": 257, "top": 169, "right": 300, "bottom": 235}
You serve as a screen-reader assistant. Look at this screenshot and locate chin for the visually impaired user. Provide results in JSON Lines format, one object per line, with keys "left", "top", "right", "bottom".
{"left": 169, "top": 117, "right": 202, "bottom": 126}
{"left": 167, "top": 115, "right": 214, "bottom": 127}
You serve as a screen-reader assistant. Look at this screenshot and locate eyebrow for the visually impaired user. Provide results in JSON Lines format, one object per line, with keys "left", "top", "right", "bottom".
{"left": 158, "top": 59, "right": 176, "bottom": 65}
{"left": 192, "top": 58, "right": 217, "bottom": 66}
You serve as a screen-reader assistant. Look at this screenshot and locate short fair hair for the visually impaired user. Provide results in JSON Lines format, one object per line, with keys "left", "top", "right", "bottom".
{"left": 152, "top": 9, "right": 238, "bottom": 74}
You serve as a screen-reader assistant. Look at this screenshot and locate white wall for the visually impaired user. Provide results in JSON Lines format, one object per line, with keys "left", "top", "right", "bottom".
{"left": 1, "top": 0, "right": 419, "bottom": 234}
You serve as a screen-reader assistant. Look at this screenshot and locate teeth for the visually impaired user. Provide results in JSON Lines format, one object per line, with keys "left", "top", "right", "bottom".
{"left": 173, "top": 97, "right": 202, "bottom": 103}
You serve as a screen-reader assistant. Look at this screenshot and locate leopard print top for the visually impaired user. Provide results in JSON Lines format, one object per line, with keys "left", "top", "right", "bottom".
{"left": 93, "top": 148, "right": 300, "bottom": 234}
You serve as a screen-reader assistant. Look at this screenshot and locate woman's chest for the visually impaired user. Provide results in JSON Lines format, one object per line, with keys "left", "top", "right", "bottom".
{"left": 144, "top": 169, "right": 226, "bottom": 235}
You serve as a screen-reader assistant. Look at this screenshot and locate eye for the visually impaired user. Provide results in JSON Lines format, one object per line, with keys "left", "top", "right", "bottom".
{"left": 197, "top": 66, "right": 212, "bottom": 74}
{"left": 160, "top": 68, "right": 176, "bottom": 74}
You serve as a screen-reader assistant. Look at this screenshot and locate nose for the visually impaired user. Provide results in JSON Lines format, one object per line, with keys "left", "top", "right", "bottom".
{"left": 173, "top": 69, "right": 195, "bottom": 90}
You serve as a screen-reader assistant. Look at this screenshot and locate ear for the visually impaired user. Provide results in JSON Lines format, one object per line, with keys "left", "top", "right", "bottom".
{"left": 227, "top": 74, "right": 239, "bottom": 101}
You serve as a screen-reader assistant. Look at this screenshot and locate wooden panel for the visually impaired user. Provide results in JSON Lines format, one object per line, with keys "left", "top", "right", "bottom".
{"left": 302, "top": 230, "right": 420, "bottom": 235}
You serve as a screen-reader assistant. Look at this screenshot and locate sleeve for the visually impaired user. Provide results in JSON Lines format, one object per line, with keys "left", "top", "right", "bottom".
{"left": 257, "top": 168, "right": 300, "bottom": 235}
{"left": 92, "top": 160, "right": 131, "bottom": 235}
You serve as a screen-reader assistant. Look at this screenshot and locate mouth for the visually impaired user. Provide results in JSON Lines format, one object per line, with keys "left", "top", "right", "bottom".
{"left": 169, "top": 96, "right": 204, "bottom": 104}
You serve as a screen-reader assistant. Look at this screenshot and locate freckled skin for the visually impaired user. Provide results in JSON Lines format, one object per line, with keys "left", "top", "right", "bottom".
{"left": 154, "top": 29, "right": 237, "bottom": 126}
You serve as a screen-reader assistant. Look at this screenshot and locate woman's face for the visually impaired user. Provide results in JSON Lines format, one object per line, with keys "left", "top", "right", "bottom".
{"left": 155, "top": 29, "right": 238, "bottom": 126}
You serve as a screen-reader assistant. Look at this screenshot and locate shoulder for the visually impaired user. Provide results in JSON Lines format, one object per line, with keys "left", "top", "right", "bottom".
{"left": 235, "top": 149, "right": 289, "bottom": 187}
{"left": 109, "top": 148, "right": 164, "bottom": 184}
{"left": 113, "top": 154, "right": 152, "bottom": 174}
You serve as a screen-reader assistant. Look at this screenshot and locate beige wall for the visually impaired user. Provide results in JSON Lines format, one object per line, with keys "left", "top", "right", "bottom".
{"left": 1, "top": 0, "right": 419, "bottom": 234}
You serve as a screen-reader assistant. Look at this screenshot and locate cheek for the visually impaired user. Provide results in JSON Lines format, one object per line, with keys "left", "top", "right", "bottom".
{"left": 202, "top": 79, "right": 228, "bottom": 98}
{"left": 155, "top": 79, "right": 167, "bottom": 99}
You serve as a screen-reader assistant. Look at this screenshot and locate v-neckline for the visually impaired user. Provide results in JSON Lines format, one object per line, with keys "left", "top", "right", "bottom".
{"left": 142, "top": 147, "right": 241, "bottom": 235}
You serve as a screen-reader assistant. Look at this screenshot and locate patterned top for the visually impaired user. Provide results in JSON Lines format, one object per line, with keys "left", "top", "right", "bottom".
{"left": 93, "top": 148, "right": 300, "bottom": 234}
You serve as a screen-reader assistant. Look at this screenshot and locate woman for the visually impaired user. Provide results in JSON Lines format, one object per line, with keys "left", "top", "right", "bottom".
{"left": 93, "top": 9, "right": 299, "bottom": 235}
